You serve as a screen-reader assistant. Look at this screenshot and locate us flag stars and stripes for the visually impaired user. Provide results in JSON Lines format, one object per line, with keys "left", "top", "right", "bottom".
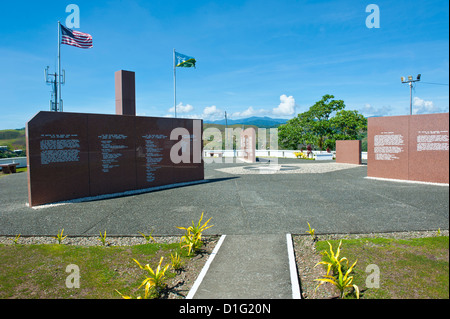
{"left": 60, "top": 24, "right": 93, "bottom": 49}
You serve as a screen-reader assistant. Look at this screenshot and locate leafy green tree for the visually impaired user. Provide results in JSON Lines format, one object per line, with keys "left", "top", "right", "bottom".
{"left": 278, "top": 94, "right": 367, "bottom": 150}
{"left": 330, "top": 109, "right": 367, "bottom": 140}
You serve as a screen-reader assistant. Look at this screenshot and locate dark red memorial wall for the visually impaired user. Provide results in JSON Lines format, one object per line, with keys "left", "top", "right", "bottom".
{"left": 367, "top": 113, "right": 449, "bottom": 184}
{"left": 26, "top": 111, "right": 204, "bottom": 207}
{"left": 336, "top": 140, "right": 361, "bottom": 165}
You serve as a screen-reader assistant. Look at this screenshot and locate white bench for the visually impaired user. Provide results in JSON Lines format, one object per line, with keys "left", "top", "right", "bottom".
{"left": 314, "top": 153, "right": 333, "bottom": 161}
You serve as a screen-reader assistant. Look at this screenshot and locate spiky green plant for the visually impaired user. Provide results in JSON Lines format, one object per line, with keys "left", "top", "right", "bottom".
{"left": 170, "top": 252, "right": 184, "bottom": 271}
{"left": 139, "top": 230, "right": 155, "bottom": 243}
{"left": 10, "top": 234, "right": 21, "bottom": 244}
{"left": 133, "top": 257, "right": 170, "bottom": 298}
{"left": 315, "top": 259, "right": 359, "bottom": 299}
{"left": 53, "top": 229, "right": 67, "bottom": 244}
{"left": 176, "top": 212, "right": 213, "bottom": 256}
{"left": 98, "top": 230, "right": 108, "bottom": 246}
{"left": 306, "top": 222, "right": 317, "bottom": 241}
{"left": 316, "top": 240, "right": 348, "bottom": 276}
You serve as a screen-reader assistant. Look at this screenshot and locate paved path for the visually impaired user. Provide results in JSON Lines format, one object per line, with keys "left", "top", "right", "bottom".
{"left": 190, "top": 234, "right": 299, "bottom": 299}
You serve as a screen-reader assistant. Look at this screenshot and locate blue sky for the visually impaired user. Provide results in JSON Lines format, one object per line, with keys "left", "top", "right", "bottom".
{"left": 0, "top": 0, "right": 448, "bottom": 129}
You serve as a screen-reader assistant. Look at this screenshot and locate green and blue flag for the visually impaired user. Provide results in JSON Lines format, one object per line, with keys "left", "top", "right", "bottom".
{"left": 175, "top": 51, "right": 196, "bottom": 68}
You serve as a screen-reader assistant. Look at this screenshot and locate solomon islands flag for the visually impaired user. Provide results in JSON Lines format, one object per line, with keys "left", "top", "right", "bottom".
{"left": 175, "top": 51, "right": 196, "bottom": 68}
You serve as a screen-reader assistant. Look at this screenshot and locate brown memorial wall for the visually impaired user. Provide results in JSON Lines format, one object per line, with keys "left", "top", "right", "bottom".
{"left": 26, "top": 111, "right": 204, "bottom": 207}
{"left": 335, "top": 140, "right": 361, "bottom": 165}
{"left": 367, "top": 113, "right": 449, "bottom": 184}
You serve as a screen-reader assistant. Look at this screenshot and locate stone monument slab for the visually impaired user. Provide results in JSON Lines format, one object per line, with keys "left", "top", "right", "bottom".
{"left": 135, "top": 116, "right": 176, "bottom": 188}
{"left": 367, "top": 113, "right": 449, "bottom": 184}
{"left": 87, "top": 113, "right": 137, "bottom": 196}
{"left": 336, "top": 140, "right": 361, "bottom": 165}
{"left": 26, "top": 111, "right": 90, "bottom": 206}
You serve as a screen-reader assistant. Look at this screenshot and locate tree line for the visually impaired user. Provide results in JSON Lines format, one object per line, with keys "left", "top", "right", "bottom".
{"left": 278, "top": 94, "right": 367, "bottom": 151}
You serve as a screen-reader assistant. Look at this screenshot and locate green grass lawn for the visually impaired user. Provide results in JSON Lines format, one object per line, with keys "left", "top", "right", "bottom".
{"left": 315, "top": 236, "right": 449, "bottom": 299}
{"left": 0, "top": 242, "right": 187, "bottom": 299}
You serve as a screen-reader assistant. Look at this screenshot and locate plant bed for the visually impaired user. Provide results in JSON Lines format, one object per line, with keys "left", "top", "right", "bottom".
{"left": 293, "top": 230, "right": 449, "bottom": 299}
{"left": 0, "top": 235, "right": 218, "bottom": 299}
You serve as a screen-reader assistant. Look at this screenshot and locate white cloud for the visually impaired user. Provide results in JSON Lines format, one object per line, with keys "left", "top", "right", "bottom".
{"left": 168, "top": 102, "right": 194, "bottom": 114}
{"left": 412, "top": 97, "right": 440, "bottom": 114}
{"left": 231, "top": 106, "right": 267, "bottom": 118}
{"left": 201, "top": 105, "right": 224, "bottom": 121}
{"left": 272, "top": 94, "right": 296, "bottom": 116}
{"left": 165, "top": 104, "right": 224, "bottom": 120}
{"left": 359, "top": 103, "right": 392, "bottom": 117}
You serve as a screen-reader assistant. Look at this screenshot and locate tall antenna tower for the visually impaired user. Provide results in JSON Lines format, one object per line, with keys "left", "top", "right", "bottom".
{"left": 45, "top": 66, "right": 65, "bottom": 111}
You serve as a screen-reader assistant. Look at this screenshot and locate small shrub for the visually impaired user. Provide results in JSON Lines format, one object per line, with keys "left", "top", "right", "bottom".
{"left": 139, "top": 230, "right": 155, "bottom": 243}
{"left": 315, "top": 259, "right": 359, "bottom": 299}
{"left": 117, "top": 256, "right": 170, "bottom": 299}
{"left": 10, "top": 234, "right": 21, "bottom": 244}
{"left": 316, "top": 240, "right": 348, "bottom": 276}
{"left": 53, "top": 229, "right": 67, "bottom": 244}
{"left": 176, "top": 212, "right": 213, "bottom": 256}
{"left": 306, "top": 222, "right": 317, "bottom": 241}
{"left": 314, "top": 240, "right": 360, "bottom": 299}
{"left": 97, "top": 230, "right": 108, "bottom": 246}
{"left": 170, "top": 252, "right": 184, "bottom": 272}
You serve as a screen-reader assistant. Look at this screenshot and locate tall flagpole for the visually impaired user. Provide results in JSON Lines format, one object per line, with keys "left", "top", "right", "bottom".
{"left": 57, "top": 21, "right": 62, "bottom": 112}
{"left": 173, "top": 48, "right": 177, "bottom": 118}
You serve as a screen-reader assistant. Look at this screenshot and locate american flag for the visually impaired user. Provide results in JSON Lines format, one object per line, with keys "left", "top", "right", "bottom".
{"left": 60, "top": 24, "right": 93, "bottom": 49}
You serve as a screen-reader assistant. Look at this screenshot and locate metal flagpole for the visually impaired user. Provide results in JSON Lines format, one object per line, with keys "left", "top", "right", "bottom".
{"left": 173, "top": 48, "right": 177, "bottom": 118}
{"left": 57, "top": 21, "right": 62, "bottom": 112}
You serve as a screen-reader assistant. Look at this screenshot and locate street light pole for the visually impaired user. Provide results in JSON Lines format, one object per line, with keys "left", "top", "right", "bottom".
{"left": 401, "top": 74, "right": 421, "bottom": 115}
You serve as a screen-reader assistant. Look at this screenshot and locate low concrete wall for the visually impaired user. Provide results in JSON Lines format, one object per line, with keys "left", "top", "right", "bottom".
{"left": 0, "top": 157, "right": 27, "bottom": 170}
{"left": 203, "top": 150, "right": 337, "bottom": 159}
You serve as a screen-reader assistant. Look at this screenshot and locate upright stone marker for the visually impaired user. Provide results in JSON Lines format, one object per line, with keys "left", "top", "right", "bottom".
{"left": 115, "top": 70, "right": 136, "bottom": 116}
{"left": 336, "top": 140, "right": 361, "bottom": 165}
{"left": 26, "top": 112, "right": 90, "bottom": 206}
{"left": 367, "top": 113, "right": 449, "bottom": 184}
{"left": 240, "top": 127, "right": 256, "bottom": 163}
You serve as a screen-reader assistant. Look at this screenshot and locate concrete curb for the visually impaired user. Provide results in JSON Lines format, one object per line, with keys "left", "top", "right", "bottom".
{"left": 286, "top": 233, "right": 301, "bottom": 299}
{"left": 186, "top": 234, "right": 227, "bottom": 299}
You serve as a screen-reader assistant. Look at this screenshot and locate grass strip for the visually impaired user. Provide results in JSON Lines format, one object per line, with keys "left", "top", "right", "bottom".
{"left": 315, "top": 236, "right": 449, "bottom": 299}
{"left": 0, "top": 242, "right": 186, "bottom": 299}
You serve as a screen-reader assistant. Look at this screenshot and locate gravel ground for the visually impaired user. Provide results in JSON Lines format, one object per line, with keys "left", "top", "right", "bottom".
{"left": 293, "top": 229, "right": 449, "bottom": 299}
{"left": 215, "top": 162, "right": 361, "bottom": 175}
{"left": 0, "top": 235, "right": 180, "bottom": 246}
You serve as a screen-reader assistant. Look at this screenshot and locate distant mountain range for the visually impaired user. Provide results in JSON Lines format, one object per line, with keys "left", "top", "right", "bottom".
{"left": 204, "top": 116, "right": 289, "bottom": 127}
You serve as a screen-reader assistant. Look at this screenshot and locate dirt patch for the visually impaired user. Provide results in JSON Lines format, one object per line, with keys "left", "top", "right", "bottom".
{"left": 163, "top": 237, "right": 217, "bottom": 299}
{"left": 293, "top": 235, "right": 337, "bottom": 299}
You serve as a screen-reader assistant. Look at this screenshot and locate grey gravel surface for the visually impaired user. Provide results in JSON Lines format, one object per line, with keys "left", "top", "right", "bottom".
{"left": 1, "top": 159, "right": 448, "bottom": 236}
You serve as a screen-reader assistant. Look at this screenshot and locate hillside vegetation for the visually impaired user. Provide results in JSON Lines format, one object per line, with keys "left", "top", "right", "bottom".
{"left": 0, "top": 129, "right": 26, "bottom": 158}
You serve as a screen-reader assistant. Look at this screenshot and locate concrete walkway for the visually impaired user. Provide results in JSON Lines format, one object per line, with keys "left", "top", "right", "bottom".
{"left": 189, "top": 234, "right": 300, "bottom": 299}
